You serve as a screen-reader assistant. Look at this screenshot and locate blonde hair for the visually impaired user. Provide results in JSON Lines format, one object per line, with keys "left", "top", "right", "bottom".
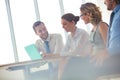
{"left": 80, "top": 3, "right": 102, "bottom": 25}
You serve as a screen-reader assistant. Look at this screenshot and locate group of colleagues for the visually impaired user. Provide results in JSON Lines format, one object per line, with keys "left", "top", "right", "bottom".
{"left": 32, "top": 0, "right": 120, "bottom": 80}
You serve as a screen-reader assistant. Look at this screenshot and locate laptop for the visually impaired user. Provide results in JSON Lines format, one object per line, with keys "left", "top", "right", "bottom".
{"left": 24, "top": 44, "right": 42, "bottom": 60}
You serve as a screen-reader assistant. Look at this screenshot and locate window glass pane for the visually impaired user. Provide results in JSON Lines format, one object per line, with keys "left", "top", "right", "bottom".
{"left": 37, "top": 0, "right": 66, "bottom": 42}
{"left": 63, "top": 0, "right": 82, "bottom": 15}
{"left": 0, "top": 0, "right": 15, "bottom": 64}
{"left": 85, "top": 0, "right": 97, "bottom": 4}
{"left": 10, "top": 0, "right": 37, "bottom": 61}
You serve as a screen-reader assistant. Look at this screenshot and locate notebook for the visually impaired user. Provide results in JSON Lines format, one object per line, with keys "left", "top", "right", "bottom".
{"left": 24, "top": 44, "right": 42, "bottom": 60}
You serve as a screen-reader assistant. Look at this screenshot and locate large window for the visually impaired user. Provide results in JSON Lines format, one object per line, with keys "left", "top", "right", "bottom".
{"left": 0, "top": 0, "right": 14, "bottom": 64}
{"left": 9, "top": 0, "right": 37, "bottom": 61}
{"left": 0, "top": 0, "right": 111, "bottom": 65}
{"left": 37, "top": 0, "right": 65, "bottom": 41}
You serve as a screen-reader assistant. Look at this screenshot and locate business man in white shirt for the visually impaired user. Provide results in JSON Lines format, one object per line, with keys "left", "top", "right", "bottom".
{"left": 32, "top": 21, "right": 64, "bottom": 80}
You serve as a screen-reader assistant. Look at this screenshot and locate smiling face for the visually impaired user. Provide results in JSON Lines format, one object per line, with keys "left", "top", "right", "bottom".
{"left": 61, "top": 18, "right": 74, "bottom": 32}
{"left": 35, "top": 23, "right": 48, "bottom": 41}
{"left": 80, "top": 3, "right": 102, "bottom": 25}
{"left": 80, "top": 12, "right": 90, "bottom": 24}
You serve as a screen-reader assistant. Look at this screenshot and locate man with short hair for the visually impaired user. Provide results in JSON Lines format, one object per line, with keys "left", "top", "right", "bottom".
{"left": 32, "top": 21, "right": 64, "bottom": 80}
{"left": 95, "top": 0, "right": 120, "bottom": 78}
{"left": 104, "top": 0, "right": 120, "bottom": 56}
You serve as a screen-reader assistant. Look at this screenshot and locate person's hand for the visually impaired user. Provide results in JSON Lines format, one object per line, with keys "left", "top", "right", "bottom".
{"left": 41, "top": 52, "right": 54, "bottom": 58}
{"left": 41, "top": 53, "right": 48, "bottom": 58}
{"left": 90, "top": 49, "right": 109, "bottom": 67}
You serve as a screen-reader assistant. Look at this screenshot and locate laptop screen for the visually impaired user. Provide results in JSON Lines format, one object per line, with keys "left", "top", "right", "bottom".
{"left": 24, "top": 44, "right": 42, "bottom": 60}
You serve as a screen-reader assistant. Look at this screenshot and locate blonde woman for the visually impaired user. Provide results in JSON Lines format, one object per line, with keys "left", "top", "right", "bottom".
{"left": 80, "top": 2, "right": 108, "bottom": 66}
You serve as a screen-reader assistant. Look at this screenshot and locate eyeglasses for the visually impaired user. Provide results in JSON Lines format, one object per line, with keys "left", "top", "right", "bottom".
{"left": 80, "top": 13, "right": 86, "bottom": 17}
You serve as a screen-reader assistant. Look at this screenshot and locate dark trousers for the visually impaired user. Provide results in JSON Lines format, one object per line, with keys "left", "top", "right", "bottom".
{"left": 61, "top": 55, "right": 120, "bottom": 80}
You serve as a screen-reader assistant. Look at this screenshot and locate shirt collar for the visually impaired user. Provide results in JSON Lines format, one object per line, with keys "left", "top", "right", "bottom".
{"left": 45, "top": 34, "right": 51, "bottom": 42}
{"left": 41, "top": 34, "right": 51, "bottom": 43}
{"left": 70, "top": 27, "right": 79, "bottom": 39}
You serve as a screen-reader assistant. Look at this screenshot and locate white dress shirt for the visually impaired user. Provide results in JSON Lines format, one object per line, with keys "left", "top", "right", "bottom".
{"left": 35, "top": 33, "right": 64, "bottom": 68}
{"left": 61, "top": 27, "right": 91, "bottom": 56}
{"left": 35, "top": 33, "right": 64, "bottom": 54}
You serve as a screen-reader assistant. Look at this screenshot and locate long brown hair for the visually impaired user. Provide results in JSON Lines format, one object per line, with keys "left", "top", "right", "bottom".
{"left": 80, "top": 3, "right": 102, "bottom": 25}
